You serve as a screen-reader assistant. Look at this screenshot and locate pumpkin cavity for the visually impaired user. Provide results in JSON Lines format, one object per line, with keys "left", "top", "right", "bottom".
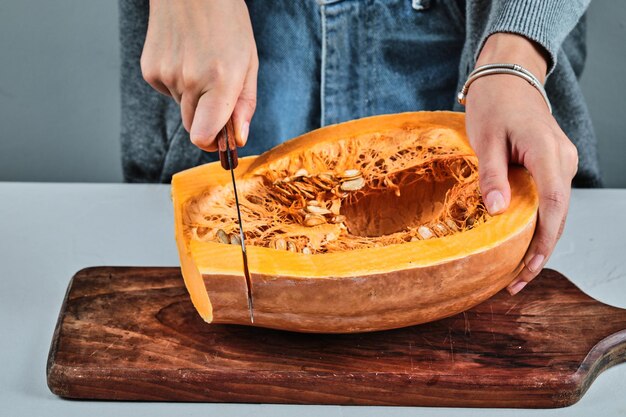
{"left": 184, "top": 127, "right": 489, "bottom": 254}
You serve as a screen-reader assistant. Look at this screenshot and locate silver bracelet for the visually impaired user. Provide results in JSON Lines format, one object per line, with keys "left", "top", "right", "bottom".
{"left": 457, "top": 63, "right": 552, "bottom": 114}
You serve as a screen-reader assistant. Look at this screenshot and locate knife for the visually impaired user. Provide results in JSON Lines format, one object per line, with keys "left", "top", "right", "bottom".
{"left": 217, "top": 120, "right": 254, "bottom": 323}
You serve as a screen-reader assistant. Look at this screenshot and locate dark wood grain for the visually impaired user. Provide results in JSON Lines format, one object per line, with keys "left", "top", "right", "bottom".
{"left": 46, "top": 267, "right": 626, "bottom": 408}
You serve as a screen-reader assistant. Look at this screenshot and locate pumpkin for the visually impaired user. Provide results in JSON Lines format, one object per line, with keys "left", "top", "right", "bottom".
{"left": 172, "top": 111, "right": 537, "bottom": 333}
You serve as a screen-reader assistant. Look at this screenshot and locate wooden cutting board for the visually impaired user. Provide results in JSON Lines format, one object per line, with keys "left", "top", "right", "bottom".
{"left": 47, "top": 267, "right": 626, "bottom": 408}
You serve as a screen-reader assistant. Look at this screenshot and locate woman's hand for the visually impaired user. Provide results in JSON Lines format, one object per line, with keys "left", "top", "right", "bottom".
{"left": 140, "top": 0, "right": 258, "bottom": 151}
{"left": 465, "top": 33, "right": 579, "bottom": 295}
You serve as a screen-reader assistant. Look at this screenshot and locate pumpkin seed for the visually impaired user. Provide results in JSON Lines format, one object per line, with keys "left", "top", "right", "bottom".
{"left": 216, "top": 229, "right": 229, "bottom": 244}
{"left": 303, "top": 213, "right": 327, "bottom": 227}
{"left": 273, "top": 192, "right": 292, "bottom": 206}
{"left": 299, "top": 188, "right": 316, "bottom": 200}
{"left": 340, "top": 177, "right": 365, "bottom": 191}
{"left": 329, "top": 199, "right": 342, "bottom": 215}
{"left": 286, "top": 241, "right": 297, "bottom": 252}
{"left": 295, "top": 181, "right": 316, "bottom": 193}
{"left": 434, "top": 223, "right": 448, "bottom": 235}
{"left": 273, "top": 238, "right": 287, "bottom": 251}
{"left": 331, "top": 214, "right": 346, "bottom": 224}
{"left": 418, "top": 226, "right": 434, "bottom": 240}
{"left": 306, "top": 205, "right": 331, "bottom": 215}
{"left": 302, "top": 246, "right": 312, "bottom": 255}
{"left": 445, "top": 219, "right": 458, "bottom": 231}
{"left": 331, "top": 188, "right": 349, "bottom": 198}
{"left": 307, "top": 200, "right": 320, "bottom": 207}
{"left": 286, "top": 182, "right": 302, "bottom": 194}
{"left": 300, "top": 176, "right": 318, "bottom": 187}
{"left": 310, "top": 176, "right": 333, "bottom": 190}
{"left": 230, "top": 233, "right": 241, "bottom": 245}
{"left": 341, "top": 169, "right": 361, "bottom": 179}
{"left": 247, "top": 195, "right": 264, "bottom": 205}
{"left": 274, "top": 184, "right": 293, "bottom": 197}
{"left": 294, "top": 168, "right": 309, "bottom": 178}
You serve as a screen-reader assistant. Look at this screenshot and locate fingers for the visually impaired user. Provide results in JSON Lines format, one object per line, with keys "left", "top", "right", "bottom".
{"left": 145, "top": 66, "right": 253, "bottom": 152}
{"left": 474, "top": 134, "right": 511, "bottom": 215}
{"left": 508, "top": 186, "right": 569, "bottom": 294}
{"left": 180, "top": 93, "right": 198, "bottom": 133}
{"left": 139, "top": 0, "right": 258, "bottom": 153}
{"left": 231, "top": 54, "right": 258, "bottom": 147}
{"left": 463, "top": 64, "right": 578, "bottom": 296}
{"left": 190, "top": 52, "right": 257, "bottom": 150}
{"left": 140, "top": 55, "right": 175, "bottom": 99}
{"left": 141, "top": 55, "right": 255, "bottom": 151}
{"left": 189, "top": 86, "right": 238, "bottom": 152}
{"left": 507, "top": 142, "right": 573, "bottom": 295}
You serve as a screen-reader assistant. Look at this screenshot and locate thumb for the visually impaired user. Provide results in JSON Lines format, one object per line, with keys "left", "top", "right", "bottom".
{"left": 475, "top": 136, "right": 511, "bottom": 215}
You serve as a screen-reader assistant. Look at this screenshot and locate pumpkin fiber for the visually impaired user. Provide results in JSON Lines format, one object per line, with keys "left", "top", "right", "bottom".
{"left": 172, "top": 111, "right": 538, "bottom": 333}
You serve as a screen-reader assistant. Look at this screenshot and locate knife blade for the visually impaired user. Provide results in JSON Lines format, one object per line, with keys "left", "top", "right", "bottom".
{"left": 217, "top": 120, "right": 254, "bottom": 323}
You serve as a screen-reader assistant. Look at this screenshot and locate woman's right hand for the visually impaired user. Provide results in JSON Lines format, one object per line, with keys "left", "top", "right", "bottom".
{"left": 140, "top": 0, "right": 258, "bottom": 151}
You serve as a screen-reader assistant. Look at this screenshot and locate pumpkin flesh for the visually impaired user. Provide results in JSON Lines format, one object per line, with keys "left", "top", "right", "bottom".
{"left": 172, "top": 112, "right": 537, "bottom": 333}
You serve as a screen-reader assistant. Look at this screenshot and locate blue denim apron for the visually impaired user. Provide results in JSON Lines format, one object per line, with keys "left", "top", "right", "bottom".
{"left": 201, "top": 0, "right": 466, "bottom": 163}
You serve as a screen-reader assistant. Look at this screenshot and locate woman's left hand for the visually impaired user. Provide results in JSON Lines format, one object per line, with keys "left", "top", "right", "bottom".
{"left": 465, "top": 33, "right": 579, "bottom": 295}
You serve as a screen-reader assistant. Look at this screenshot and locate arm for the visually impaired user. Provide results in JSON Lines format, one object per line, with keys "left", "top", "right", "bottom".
{"left": 465, "top": 33, "right": 579, "bottom": 295}
{"left": 140, "top": 0, "right": 258, "bottom": 151}
{"left": 475, "top": 0, "right": 592, "bottom": 75}
{"left": 463, "top": 1, "right": 592, "bottom": 294}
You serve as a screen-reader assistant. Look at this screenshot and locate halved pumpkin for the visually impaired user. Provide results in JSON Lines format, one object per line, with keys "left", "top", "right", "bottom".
{"left": 172, "top": 111, "right": 537, "bottom": 333}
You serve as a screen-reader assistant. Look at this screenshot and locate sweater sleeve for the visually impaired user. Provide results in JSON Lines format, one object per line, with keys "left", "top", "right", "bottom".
{"left": 475, "top": 0, "right": 591, "bottom": 75}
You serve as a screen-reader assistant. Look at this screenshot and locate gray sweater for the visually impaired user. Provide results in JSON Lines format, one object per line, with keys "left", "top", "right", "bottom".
{"left": 119, "top": 0, "right": 600, "bottom": 187}
{"left": 452, "top": 0, "right": 600, "bottom": 187}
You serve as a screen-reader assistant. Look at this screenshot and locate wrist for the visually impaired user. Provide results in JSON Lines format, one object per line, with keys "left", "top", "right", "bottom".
{"left": 476, "top": 33, "right": 549, "bottom": 83}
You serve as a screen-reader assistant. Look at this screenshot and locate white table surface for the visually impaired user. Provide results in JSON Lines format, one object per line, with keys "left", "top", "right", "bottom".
{"left": 1, "top": 182, "right": 625, "bottom": 416}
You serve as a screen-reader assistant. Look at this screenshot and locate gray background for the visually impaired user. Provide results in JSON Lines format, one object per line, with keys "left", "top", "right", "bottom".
{"left": 0, "top": 1, "right": 624, "bottom": 186}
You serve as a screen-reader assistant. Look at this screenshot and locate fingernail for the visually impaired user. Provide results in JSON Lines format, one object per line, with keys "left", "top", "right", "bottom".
{"left": 527, "top": 254, "right": 545, "bottom": 273}
{"left": 507, "top": 280, "right": 527, "bottom": 295}
{"left": 240, "top": 121, "right": 250, "bottom": 145}
{"left": 485, "top": 191, "right": 505, "bottom": 215}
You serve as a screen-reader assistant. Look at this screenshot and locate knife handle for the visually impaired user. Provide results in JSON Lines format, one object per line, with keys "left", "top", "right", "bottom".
{"left": 217, "top": 118, "right": 238, "bottom": 170}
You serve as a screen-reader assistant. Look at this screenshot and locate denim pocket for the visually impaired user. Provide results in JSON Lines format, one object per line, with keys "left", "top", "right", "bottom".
{"left": 410, "top": 0, "right": 465, "bottom": 34}
{"left": 439, "top": 0, "right": 466, "bottom": 34}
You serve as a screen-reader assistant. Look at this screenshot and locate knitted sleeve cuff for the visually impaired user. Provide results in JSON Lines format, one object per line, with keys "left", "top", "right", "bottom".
{"left": 476, "top": 0, "right": 591, "bottom": 76}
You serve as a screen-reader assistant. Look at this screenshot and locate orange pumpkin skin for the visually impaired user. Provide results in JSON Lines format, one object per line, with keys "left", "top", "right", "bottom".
{"left": 172, "top": 111, "right": 537, "bottom": 333}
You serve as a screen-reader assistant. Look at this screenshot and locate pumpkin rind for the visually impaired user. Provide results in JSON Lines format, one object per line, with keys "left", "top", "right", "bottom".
{"left": 172, "top": 111, "right": 538, "bottom": 333}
